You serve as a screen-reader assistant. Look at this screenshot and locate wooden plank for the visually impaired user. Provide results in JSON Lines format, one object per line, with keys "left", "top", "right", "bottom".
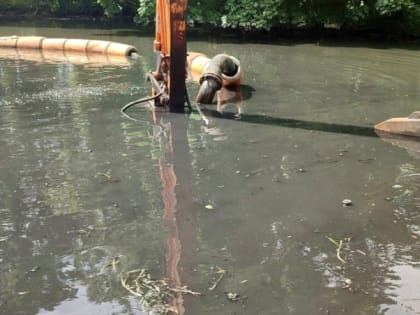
{"left": 374, "top": 115, "right": 420, "bottom": 137}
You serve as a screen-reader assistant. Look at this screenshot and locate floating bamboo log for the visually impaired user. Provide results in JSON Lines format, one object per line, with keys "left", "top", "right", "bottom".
{"left": 0, "top": 36, "right": 137, "bottom": 57}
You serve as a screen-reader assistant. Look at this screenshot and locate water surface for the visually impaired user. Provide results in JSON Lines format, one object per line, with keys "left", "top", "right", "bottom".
{"left": 1, "top": 22, "right": 420, "bottom": 315}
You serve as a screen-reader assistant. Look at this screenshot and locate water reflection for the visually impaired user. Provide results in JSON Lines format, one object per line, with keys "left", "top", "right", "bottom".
{"left": 382, "top": 264, "right": 420, "bottom": 314}
{"left": 377, "top": 133, "right": 420, "bottom": 160}
{"left": 150, "top": 112, "right": 199, "bottom": 314}
{"left": 0, "top": 56, "right": 161, "bottom": 315}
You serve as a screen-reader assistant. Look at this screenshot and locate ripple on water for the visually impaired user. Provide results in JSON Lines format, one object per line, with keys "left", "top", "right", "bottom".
{"left": 394, "top": 164, "right": 420, "bottom": 213}
{"left": 329, "top": 47, "right": 420, "bottom": 89}
{"left": 381, "top": 264, "right": 420, "bottom": 315}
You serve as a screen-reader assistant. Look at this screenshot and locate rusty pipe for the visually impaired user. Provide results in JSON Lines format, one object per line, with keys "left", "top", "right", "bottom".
{"left": 194, "top": 53, "right": 241, "bottom": 104}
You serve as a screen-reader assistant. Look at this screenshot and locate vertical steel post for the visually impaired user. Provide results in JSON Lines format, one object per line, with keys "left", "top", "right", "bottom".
{"left": 153, "top": 0, "right": 188, "bottom": 112}
{"left": 168, "top": 0, "right": 188, "bottom": 112}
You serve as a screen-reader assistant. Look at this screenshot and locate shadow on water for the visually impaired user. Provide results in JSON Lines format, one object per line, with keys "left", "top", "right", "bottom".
{"left": 204, "top": 108, "right": 378, "bottom": 137}
{"left": 198, "top": 84, "right": 377, "bottom": 138}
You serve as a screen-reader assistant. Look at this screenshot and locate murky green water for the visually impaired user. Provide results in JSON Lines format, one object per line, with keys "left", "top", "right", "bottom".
{"left": 1, "top": 22, "right": 420, "bottom": 315}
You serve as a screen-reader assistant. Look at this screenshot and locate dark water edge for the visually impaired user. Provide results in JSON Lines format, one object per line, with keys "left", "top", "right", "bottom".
{"left": 1, "top": 15, "right": 420, "bottom": 45}
{"left": 0, "top": 15, "right": 146, "bottom": 31}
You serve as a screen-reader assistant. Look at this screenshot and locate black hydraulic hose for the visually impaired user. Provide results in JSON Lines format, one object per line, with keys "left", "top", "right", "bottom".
{"left": 120, "top": 71, "right": 165, "bottom": 121}
{"left": 121, "top": 71, "right": 194, "bottom": 121}
{"left": 120, "top": 91, "right": 163, "bottom": 121}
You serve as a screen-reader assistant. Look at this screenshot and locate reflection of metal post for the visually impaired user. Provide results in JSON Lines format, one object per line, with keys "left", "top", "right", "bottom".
{"left": 160, "top": 158, "right": 184, "bottom": 314}
{"left": 154, "top": 113, "right": 197, "bottom": 314}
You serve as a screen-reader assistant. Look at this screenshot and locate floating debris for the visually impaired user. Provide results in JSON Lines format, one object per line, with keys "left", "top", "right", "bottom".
{"left": 326, "top": 236, "right": 346, "bottom": 264}
{"left": 342, "top": 278, "right": 353, "bottom": 289}
{"left": 342, "top": 199, "right": 353, "bottom": 206}
{"left": 226, "top": 292, "right": 245, "bottom": 302}
{"left": 100, "top": 255, "right": 123, "bottom": 274}
{"left": 205, "top": 204, "right": 215, "bottom": 210}
{"left": 29, "top": 266, "right": 40, "bottom": 273}
{"left": 209, "top": 267, "right": 226, "bottom": 291}
{"left": 121, "top": 269, "right": 201, "bottom": 315}
{"left": 355, "top": 249, "right": 367, "bottom": 256}
{"left": 96, "top": 172, "right": 120, "bottom": 183}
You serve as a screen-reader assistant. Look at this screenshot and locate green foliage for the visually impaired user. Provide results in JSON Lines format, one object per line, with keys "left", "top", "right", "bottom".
{"left": 404, "top": 5, "right": 420, "bottom": 35}
{"left": 2, "top": 0, "right": 420, "bottom": 37}
{"left": 0, "top": 0, "right": 101, "bottom": 15}
{"left": 135, "top": 0, "right": 155, "bottom": 25}
{"left": 133, "top": 0, "right": 227, "bottom": 26}
{"left": 96, "top": 0, "right": 122, "bottom": 17}
{"left": 345, "top": 0, "right": 371, "bottom": 24}
{"left": 375, "top": 0, "right": 414, "bottom": 15}
{"left": 187, "top": 0, "right": 229, "bottom": 26}
{"left": 222, "top": 0, "right": 283, "bottom": 30}
{"left": 51, "top": 0, "right": 102, "bottom": 15}
{"left": 218, "top": 0, "right": 420, "bottom": 35}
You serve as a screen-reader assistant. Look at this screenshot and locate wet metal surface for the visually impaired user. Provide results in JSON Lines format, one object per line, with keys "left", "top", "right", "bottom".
{"left": 1, "top": 22, "right": 420, "bottom": 315}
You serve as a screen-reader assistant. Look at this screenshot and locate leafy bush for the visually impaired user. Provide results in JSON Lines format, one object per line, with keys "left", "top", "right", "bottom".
{"left": 2, "top": 0, "right": 420, "bottom": 37}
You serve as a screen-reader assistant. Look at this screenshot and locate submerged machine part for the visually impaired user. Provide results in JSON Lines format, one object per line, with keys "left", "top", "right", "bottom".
{"left": 375, "top": 111, "right": 420, "bottom": 137}
{"left": 187, "top": 53, "right": 242, "bottom": 104}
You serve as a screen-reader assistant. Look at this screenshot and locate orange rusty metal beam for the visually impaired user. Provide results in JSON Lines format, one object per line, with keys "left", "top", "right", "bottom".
{"left": 154, "top": 0, "right": 188, "bottom": 112}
